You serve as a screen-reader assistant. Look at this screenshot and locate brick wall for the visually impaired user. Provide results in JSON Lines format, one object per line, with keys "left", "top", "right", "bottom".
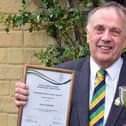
{"left": 0, "top": 0, "right": 54, "bottom": 126}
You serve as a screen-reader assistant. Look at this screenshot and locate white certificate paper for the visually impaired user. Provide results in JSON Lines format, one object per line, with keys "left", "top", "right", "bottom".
{"left": 18, "top": 65, "right": 75, "bottom": 126}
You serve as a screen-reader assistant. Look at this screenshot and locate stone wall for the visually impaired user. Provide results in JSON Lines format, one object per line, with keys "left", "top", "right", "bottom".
{"left": 0, "top": 0, "right": 54, "bottom": 126}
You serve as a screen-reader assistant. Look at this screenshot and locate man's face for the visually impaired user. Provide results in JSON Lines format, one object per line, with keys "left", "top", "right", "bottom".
{"left": 87, "top": 8, "right": 126, "bottom": 68}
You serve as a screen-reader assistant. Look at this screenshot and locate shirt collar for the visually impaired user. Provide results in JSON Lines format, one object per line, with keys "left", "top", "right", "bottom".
{"left": 90, "top": 57, "right": 100, "bottom": 79}
{"left": 90, "top": 57, "right": 123, "bottom": 80}
{"left": 106, "top": 57, "right": 123, "bottom": 80}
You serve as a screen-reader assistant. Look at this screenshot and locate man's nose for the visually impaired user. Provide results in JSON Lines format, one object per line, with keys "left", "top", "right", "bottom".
{"left": 101, "top": 30, "right": 111, "bottom": 42}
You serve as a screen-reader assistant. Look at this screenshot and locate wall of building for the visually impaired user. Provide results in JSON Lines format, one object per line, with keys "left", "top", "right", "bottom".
{"left": 0, "top": 0, "right": 54, "bottom": 126}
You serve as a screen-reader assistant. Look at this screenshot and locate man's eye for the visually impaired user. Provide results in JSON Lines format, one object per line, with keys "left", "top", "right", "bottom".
{"left": 95, "top": 27, "right": 104, "bottom": 34}
{"left": 110, "top": 29, "right": 121, "bottom": 36}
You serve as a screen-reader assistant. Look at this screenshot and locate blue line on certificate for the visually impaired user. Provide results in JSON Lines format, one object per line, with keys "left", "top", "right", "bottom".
{"left": 27, "top": 69, "right": 71, "bottom": 85}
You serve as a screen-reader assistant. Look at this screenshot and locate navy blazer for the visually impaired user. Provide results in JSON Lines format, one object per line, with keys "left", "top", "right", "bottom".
{"left": 57, "top": 56, "right": 126, "bottom": 126}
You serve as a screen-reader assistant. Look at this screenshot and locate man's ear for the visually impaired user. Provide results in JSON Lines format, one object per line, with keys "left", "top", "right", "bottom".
{"left": 85, "top": 25, "right": 88, "bottom": 33}
{"left": 86, "top": 26, "right": 89, "bottom": 44}
{"left": 124, "top": 36, "right": 126, "bottom": 48}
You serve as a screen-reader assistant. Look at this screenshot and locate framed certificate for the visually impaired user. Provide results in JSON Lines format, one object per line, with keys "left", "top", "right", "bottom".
{"left": 17, "top": 64, "right": 75, "bottom": 126}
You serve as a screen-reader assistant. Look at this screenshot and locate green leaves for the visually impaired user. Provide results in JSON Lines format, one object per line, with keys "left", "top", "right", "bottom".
{"left": 35, "top": 42, "right": 89, "bottom": 66}
{"left": 0, "top": 0, "right": 107, "bottom": 66}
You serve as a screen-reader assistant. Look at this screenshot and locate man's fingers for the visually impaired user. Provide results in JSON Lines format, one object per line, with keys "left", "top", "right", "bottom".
{"left": 15, "top": 93, "right": 28, "bottom": 101}
{"left": 15, "top": 81, "right": 29, "bottom": 96}
{"left": 15, "top": 81, "right": 29, "bottom": 107}
{"left": 15, "top": 81, "right": 28, "bottom": 89}
{"left": 15, "top": 99, "right": 27, "bottom": 107}
{"left": 15, "top": 86, "right": 29, "bottom": 96}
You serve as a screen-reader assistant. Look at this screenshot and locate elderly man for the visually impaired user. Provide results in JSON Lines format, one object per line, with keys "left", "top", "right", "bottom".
{"left": 15, "top": 2, "right": 126, "bottom": 126}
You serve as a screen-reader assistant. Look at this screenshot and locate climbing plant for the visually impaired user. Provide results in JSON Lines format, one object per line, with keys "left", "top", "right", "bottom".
{"left": 0, "top": 0, "right": 107, "bottom": 66}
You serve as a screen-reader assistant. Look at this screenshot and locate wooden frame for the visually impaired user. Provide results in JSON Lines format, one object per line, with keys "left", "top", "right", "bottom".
{"left": 17, "top": 64, "right": 75, "bottom": 126}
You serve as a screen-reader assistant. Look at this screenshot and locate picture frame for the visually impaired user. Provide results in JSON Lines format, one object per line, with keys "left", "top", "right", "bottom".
{"left": 17, "top": 64, "right": 75, "bottom": 126}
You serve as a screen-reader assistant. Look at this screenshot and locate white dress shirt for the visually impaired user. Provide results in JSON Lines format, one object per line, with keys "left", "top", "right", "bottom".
{"left": 89, "top": 56, "right": 123, "bottom": 125}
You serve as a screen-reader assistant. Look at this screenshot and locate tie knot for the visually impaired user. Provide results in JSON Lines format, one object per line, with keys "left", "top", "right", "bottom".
{"left": 97, "top": 69, "right": 106, "bottom": 79}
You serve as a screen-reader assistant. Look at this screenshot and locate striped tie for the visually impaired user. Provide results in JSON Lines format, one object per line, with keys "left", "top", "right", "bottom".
{"left": 89, "top": 69, "right": 106, "bottom": 126}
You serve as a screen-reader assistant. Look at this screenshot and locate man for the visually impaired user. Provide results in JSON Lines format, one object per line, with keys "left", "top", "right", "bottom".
{"left": 15, "top": 1, "right": 126, "bottom": 126}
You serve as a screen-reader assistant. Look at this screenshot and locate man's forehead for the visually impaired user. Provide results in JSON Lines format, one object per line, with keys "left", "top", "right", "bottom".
{"left": 89, "top": 8, "right": 125, "bottom": 31}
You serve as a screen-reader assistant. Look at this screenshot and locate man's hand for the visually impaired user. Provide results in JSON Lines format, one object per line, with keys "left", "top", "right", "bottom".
{"left": 15, "top": 81, "right": 29, "bottom": 107}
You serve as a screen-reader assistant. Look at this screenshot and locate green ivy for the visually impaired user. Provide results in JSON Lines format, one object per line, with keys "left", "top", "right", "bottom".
{"left": 35, "top": 42, "right": 89, "bottom": 66}
{"left": 0, "top": 0, "right": 107, "bottom": 66}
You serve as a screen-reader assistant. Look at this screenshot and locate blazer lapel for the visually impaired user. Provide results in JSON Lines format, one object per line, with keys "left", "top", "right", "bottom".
{"left": 105, "top": 56, "right": 126, "bottom": 126}
{"left": 105, "top": 87, "right": 123, "bottom": 126}
{"left": 76, "top": 57, "right": 90, "bottom": 126}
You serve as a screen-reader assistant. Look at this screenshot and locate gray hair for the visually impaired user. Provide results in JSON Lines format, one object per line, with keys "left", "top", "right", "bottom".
{"left": 87, "top": 1, "right": 126, "bottom": 30}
